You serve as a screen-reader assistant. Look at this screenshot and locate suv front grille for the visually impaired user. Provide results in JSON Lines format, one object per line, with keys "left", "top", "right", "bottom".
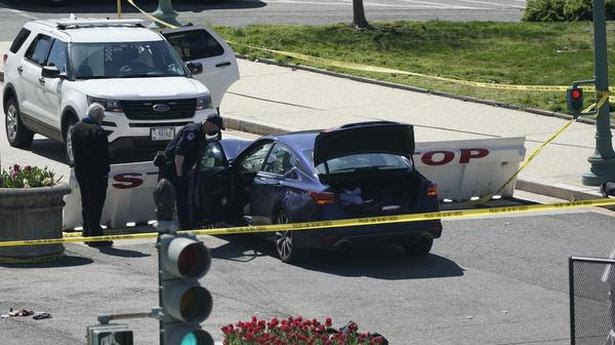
{"left": 120, "top": 99, "right": 196, "bottom": 120}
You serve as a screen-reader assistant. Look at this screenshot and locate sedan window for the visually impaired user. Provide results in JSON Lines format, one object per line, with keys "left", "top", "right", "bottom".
{"left": 305, "top": 151, "right": 412, "bottom": 175}
{"left": 263, "top": 144, "right": 297, "bottom": 176}
{"left": 237, "top": 142, "right": 273, "bottom": 173}
{"left": 200, "top": 142, "right": 225, "bottom": 171}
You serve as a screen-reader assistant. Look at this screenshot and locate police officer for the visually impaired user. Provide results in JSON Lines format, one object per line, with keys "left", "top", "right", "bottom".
{"left": 159, "top": 114, "right": 225, "bottom": 229}
{"left": 71, "top": 103, "right": 112, "bottom": 247}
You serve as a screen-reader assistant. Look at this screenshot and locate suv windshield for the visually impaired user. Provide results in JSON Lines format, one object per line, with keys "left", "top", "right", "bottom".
{"left": 70, "top": 40, "right": 187, "bottom": 79}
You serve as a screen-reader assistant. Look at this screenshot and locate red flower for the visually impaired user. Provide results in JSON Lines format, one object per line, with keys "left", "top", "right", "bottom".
{"left": 13, "top": 164, "right": 20, "bottom": 172}
{"left": 23, "top": 165, "right": 32, "bottom": 173}
{"left": 325, "top": 317, "right": 333, "bottom": 327}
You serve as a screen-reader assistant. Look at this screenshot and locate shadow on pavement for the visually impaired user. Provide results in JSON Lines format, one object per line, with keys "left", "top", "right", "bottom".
{"left": 0, "top": 0, "right": 266, "bottom": 14}
{"left": 97, "top": 246, "right": 150, "bottom": 258}
{"left": 29, "top": 138, "right": 68, "bottom": 165}
{"left": 211, "top": 236, "right": 267, "bottom": 262}
{"left": 0, "top": 255, "right": 93, "bottom": 268}
{"left": 298, "top": 246, "right": 464, "bottom": 280}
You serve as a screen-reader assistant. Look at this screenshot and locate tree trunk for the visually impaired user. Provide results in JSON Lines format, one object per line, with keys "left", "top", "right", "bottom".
{"left": 352, "top": 0, "right": 369, "bottom": 28}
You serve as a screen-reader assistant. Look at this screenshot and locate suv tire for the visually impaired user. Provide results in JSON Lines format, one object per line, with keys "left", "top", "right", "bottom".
{"left": 63, "top": 116, "right": 77, "bottom": 167}
{"left": 5, "top": 97, "right": 34, "bottom": 148}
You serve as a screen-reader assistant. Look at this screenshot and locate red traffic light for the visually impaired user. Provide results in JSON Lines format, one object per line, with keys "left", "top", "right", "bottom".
{"left": 571, "top": 89, "right": 582, "bottom": 99}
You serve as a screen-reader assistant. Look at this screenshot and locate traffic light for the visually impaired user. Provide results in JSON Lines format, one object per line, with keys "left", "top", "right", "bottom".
{"left": 159, "top": 233, "right": 214, "bottom": 345}
{"left": 567, "top": 87, "right": 584, "bottom": 114}
{"left": 87, "top": 323, "right": 133, "bottom": 345}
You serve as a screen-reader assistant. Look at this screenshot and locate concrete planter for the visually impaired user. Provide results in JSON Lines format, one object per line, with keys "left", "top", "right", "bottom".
{"left": 0, "top": 184, "right": 71, "bottom": 263}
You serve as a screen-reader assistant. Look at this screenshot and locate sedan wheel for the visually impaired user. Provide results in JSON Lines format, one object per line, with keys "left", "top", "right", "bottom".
{"left": 274, "top": 212, "right": 307, "bottom": 263}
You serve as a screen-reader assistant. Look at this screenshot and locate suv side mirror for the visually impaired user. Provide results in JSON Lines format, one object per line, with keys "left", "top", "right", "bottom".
{"left": 42, "top": 66, "right": 62, "bottom": 79}
{"left": 187, "top": 62, "right": 203, "bottom": 75}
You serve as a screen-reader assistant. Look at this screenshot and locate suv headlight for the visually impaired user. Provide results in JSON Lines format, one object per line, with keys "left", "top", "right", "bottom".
{"left": 195, "top": 95, "right": 212, "bottom": 111}
{"left": 87, "top": 96, "right": 123, "bottom": 113}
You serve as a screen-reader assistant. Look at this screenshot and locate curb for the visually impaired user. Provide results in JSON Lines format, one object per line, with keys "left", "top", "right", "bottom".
{"left": 223, "top": 114, "right": 606, "bottom": 203}
{"left": 235, "top": 55, "right": 614, "bottom": 130}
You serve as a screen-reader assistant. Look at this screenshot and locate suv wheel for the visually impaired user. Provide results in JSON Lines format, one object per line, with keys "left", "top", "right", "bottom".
{"left": 403, "top": 237, "right": 433, "bottom": 256}
{"left": 63, "top": 116, "right": 77, "bottom": 166}
{"left": 274, "top": 211, "right": 308, "bottom": 264}
{"left": 5, "top": 98, "right": 34, "bottom": 148}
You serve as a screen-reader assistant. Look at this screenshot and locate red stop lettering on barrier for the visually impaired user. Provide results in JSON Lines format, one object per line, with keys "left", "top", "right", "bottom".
{"left": 421, "top": 151, "right": 455, "bottom": 166}
{"left": 459, "top": 148, "right": 489, "bottom": 163}
{"left": 113, "top": 173, "right": 144, "bottom": 189}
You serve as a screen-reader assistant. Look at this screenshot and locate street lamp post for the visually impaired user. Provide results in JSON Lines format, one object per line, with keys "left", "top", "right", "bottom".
{"left": 582, "top": 0, "right": 615, "bottom": 186}
{"left": 148, "top": 0, "right": 181, "bottom": 29}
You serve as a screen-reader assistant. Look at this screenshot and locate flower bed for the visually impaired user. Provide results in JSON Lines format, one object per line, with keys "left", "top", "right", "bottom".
{"left": 222, "top": 316, "right": 386, "bottom": 345}
{"left": 0, "top": 164, "right": 69, "bottom": 263}
{"left": 0, "top": 164, "right": 60, "bottom": 188}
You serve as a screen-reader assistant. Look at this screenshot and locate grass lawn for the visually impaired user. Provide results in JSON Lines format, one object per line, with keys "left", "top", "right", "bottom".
{"left": 213, "top": 21, "right": 615, "bottom": 115}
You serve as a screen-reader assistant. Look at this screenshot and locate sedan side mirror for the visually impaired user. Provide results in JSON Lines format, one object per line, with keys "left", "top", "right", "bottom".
{"left": 187, "top": 62, "right": 203, "bottom": 75}
{"left": 42, "top": 66, "right": 61, "bottom": 79}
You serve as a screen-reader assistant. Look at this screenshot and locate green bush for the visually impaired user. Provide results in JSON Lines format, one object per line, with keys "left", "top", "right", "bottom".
{"left": 0, "top": 164, "right": 60, "bottom": 188}
{"left": 523, "top": 0, "right": 615, "bottom": 21}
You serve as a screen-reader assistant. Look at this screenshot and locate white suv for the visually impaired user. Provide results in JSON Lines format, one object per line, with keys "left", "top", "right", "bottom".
{"left": 2, "top": 18, "right": 239, "bottom": 164}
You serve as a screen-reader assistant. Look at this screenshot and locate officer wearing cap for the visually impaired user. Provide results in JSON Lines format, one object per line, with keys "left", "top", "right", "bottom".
{"left": 71, "top": 103, "right": 112, "bottom": 247}
{"left": 159, "top": 114, "right": 225, "bottom": 229}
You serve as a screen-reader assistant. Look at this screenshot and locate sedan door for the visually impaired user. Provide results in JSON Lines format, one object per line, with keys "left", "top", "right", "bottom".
{"left": 196, "top": 141, "right": 233, "bottom": 223}
{"left": 251, "top": 143, "right": 300, "bottom": 224}
{"left": 161, "top": 27, "right": 240, "bottom": 110}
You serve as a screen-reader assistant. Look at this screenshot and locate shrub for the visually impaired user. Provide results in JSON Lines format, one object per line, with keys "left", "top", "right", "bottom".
{"left": 523, "top": 0, "right": 615, "bottom": 21}
{"left": 222, "top": 316, "right": 386, "bottom": 345}
{"left": 0, "top": 164, "right": 60, "bottom": 188}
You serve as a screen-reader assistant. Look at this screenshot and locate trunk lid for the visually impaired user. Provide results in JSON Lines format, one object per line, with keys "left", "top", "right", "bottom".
{"left": 313, "top": 121, "right": 415, "bottom": 167}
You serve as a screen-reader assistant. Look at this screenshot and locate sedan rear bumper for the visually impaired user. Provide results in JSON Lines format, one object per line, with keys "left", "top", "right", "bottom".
{"left": 296, "top": 219, "right": 442, "bottom": 249}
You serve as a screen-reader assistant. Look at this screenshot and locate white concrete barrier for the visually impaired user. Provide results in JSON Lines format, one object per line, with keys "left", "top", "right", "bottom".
{"left": 63, "top": 137, "right": 526, "bottom": 229}
{"left": 414, "top": 137, "right": 526, "bottom": 201}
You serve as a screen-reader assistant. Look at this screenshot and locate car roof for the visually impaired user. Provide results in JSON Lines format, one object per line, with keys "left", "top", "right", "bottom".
{"left": 24, "top": 19, "right": 163, "bottom": 43}
{"left": 265, "top": 130, "right": 320, "bottom": 153}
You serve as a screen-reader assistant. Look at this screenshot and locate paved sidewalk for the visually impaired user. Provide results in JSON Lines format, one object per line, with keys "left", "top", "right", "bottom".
{"left": 220, "top": 59, "right": 614, "bottom": 200}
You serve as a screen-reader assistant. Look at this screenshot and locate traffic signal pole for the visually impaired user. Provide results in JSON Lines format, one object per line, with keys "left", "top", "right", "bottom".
{"left": 148, "top": 0, "right": 181, "bottom": 29}
{"left": 582, "top": 0, "right": 615, "bottom": 186}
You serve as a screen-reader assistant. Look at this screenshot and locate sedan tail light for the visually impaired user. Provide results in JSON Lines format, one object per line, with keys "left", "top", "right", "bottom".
{"left": 309, "top": 191, "right": 337, "bottom": 205}
{"left": 426, "top": 183, "right": 438, "bottom": 198}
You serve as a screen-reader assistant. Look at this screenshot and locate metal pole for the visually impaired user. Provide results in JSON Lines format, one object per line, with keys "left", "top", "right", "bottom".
{"left": 117, "top": 0, "right": 121, "bottom": 19}
{"left": 148, "top": 0, "right": 181, "bottom": 29}
{"left": 582, "top": 0, "right": 615, "bottom": 186}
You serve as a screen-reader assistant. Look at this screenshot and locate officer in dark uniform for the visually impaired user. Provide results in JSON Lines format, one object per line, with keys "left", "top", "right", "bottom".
{"left": 159, "top": 114, "right": 225, "bottom": 229}
{"left": 71, "top": 103, "right": 112, "bottom": 247}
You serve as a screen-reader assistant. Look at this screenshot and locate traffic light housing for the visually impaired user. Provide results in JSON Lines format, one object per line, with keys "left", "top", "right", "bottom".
{"left": 87, "top": 324, "right": 133, "bottom": 345}
{"left": 567, "top": 87, "right": 584, "bottom": 114}
{"left": 159, "top": 233, "right": 214, "bottom": 345}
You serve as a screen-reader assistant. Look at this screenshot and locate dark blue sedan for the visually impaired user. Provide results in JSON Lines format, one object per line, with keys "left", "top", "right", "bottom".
{"left": 195, "top": 121, "right": 442, "bottom": 263}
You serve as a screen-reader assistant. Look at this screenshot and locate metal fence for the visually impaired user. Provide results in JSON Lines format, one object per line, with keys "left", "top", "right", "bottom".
{"left": 570, "top": 256, "right": 615, "bottom": 345}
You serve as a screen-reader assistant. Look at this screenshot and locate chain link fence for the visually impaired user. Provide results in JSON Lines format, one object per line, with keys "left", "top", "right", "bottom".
{"left": 570, "top": 257, "right": 615, "bottom": 345}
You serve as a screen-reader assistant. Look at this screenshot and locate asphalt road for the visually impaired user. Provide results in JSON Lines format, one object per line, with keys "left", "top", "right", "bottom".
{"left": 1, "top": 208, "right": 614, "bottom": 345}
{"left": 0, "top": 0, "right": 526, "bottom": 41}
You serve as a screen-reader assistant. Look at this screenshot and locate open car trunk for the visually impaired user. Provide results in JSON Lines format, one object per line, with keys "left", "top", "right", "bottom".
{"left": 322, "top": 169, "right": 428, "bottom": 217}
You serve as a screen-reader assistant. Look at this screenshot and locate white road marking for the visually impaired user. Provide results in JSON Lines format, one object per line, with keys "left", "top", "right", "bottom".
{"left": 265, "top": 0, "right": 485, "bottom": 8}
{"left": 453, "top": 0, "right": 525, "bottom": 9}
{"left": 0, "top": 4, "right": 40, "bottom": 20}
{"left": 394, "top": 0, "right": 483, "bottom": 9}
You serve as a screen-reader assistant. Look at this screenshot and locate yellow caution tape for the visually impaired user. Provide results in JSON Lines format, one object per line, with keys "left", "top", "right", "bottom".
{"left": 227, "top": 41, "right": 615, "bottom": 94}
{"left": 1, "top": 198, "right": 614, "bottom": 248}
{"left": 469, "top": 91, "right": 610, "bottom": 205}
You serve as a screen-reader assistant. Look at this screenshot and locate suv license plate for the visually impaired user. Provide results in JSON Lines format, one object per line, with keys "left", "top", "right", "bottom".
{"left": 151, "top": 127, "right": 175, "bottom": 141}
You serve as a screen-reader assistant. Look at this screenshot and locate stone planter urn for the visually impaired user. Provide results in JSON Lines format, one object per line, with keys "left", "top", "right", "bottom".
{"left": 0, "top": 183, "right": 71, "bottom": 263}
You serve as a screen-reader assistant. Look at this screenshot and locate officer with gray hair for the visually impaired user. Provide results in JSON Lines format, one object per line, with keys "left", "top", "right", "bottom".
{"left": 71, "top": 103, "right": 112, "bottom": 247}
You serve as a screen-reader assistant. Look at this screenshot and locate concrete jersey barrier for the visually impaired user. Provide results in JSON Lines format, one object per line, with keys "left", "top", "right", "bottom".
{"left": 62, "top": 137, "right": 526, "bottom": 230}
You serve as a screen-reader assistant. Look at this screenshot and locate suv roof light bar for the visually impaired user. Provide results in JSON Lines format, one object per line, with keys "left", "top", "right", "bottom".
{"left": 56, "top": 19, "right": 144, "bottom": 30}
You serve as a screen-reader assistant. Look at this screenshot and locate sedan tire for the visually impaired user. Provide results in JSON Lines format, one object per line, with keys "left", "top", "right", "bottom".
{"left": 274, "top": 211, "right": 308, "bottom": 264}
{"left": 403, "top": 237, "right": 433, "bottom": 256}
